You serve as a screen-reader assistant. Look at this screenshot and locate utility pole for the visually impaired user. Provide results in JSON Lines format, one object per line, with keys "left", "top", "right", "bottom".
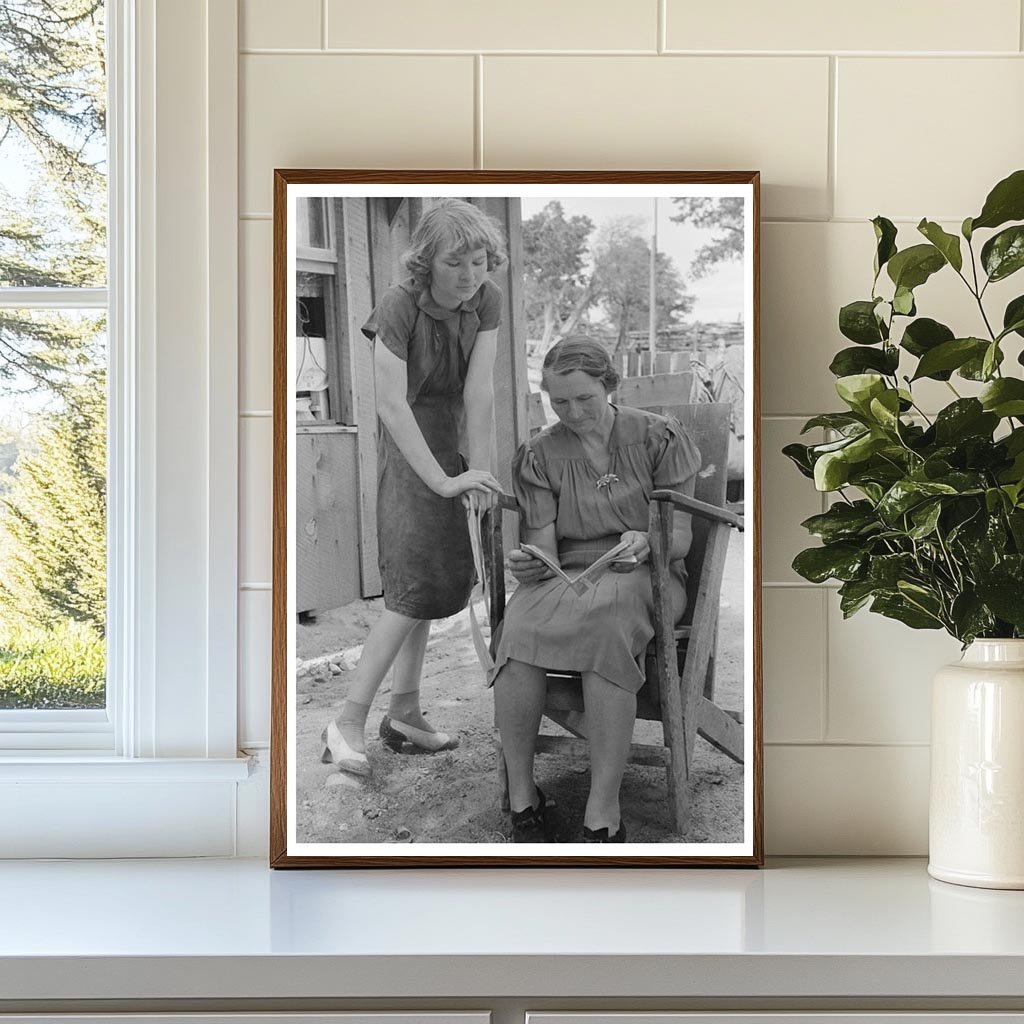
{"left": 648, "top": 196, "right": 658, "bottom": 370}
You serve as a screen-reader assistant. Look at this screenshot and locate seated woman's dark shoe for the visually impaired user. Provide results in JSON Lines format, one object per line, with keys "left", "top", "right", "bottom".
{"left": 510, "top": 787, "right": 549, "bottom": 843}
{"left": 379, "top": 714, "right": 459, "bottom": 754}
{"left": 582, "top": 822, "right": 627, "bottom": 843}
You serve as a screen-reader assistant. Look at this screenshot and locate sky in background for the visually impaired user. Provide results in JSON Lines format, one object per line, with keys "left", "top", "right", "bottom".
{"left": 521, "top": 196, "right": 744, "bottom": 324}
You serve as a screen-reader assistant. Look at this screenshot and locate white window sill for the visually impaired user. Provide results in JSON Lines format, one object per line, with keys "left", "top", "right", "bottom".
{"left": 0, "top": 754, "right": 252, "bottom": 782}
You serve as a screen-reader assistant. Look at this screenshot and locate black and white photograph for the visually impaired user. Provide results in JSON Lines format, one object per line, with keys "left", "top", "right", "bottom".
{"left": 271, "top": 172, "right": 762, "bottom": 866}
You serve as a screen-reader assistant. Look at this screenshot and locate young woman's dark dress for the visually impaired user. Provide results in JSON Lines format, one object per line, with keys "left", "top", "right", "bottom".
{"left": 361, "top": 278, "right": 502, "bottom": 619}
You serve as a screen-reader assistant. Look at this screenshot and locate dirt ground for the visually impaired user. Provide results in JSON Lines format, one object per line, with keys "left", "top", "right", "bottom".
{"left": 293, "top": 530, "right": 746, "bottom": 846}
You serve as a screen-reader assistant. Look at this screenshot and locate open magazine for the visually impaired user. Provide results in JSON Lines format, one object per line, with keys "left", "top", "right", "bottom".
{"left": 520, "top": 540, "right": 637, "bottom": 595}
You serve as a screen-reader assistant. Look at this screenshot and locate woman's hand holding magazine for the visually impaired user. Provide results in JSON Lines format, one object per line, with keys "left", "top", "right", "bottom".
{"left": 516, "top": 540, "right": 638, "bottom": 595}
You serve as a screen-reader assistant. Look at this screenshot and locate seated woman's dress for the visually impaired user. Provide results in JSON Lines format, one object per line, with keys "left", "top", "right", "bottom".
{"left": 488, "top": 405, "right": 701, "bottom": 694}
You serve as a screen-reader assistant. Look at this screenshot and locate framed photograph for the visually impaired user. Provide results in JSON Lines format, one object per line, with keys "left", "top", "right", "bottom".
{"left": 271, "top": 171, "right": 762, "bottom": 866}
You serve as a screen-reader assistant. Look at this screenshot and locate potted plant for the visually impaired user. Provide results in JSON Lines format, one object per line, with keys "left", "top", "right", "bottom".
{"left": 784, "top": 169, "right": 1024, "bottom": 889}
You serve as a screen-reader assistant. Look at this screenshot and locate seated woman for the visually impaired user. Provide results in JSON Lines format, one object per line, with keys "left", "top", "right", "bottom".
{"left": 489, "top": 336, "right": 701, "bottom": 844}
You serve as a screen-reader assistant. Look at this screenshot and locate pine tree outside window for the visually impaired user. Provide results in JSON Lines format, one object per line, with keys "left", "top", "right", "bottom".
{"left": 0, "top": 1, "right": 110, "bottom": 742}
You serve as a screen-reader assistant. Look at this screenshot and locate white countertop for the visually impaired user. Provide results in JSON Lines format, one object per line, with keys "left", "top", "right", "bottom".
{"left": 1, "top": 857, "right": 1023, "bottom": 1001}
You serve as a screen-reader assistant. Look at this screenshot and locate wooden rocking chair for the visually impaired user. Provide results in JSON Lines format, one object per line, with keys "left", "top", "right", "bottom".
{"left": 481, "top": 395, "right": 744, "bottom": 833}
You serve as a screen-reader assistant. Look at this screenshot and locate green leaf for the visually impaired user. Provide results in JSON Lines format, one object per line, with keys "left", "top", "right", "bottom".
{"left": 892, "top": 286, "right": 916, "bottom": 316}
{"left": 814, "top": 451, "right": 850, "bottom": 491}
{"left": 868, "top": 552, "right": 915, "bottom": 587}
{"left": 1006, "top": 428, "right": 1024, "bottom": 456}
{"left": 908, "top": 500, "right": 942, "bottom": 539}
{"left": 839, "top": 300, "right": 887, "bottom": 345}
{"left": 962, "top": 216, "right": 974, "bottom": 241}
{"left": 917, "top": 219, "right": 963, "bottom": 272}
{"left": 981, "top": 225, "right": 1024, "bottom": 282}
{"left": 792, "top": 543, "right": 866, "bottom": 584}
{"left": 933, "top": 399, "right": 999, "bottom": 444}
{"left": 982, "top": 342, "right": 1000, "bottom": 380}
{"left": 971, "top": 168, "right": 1024, "bottom": 232}
{"left": 872, "top": 216, "right": 898, "bottom": 277}
{"left": 838, "top": 579, "right": 879, "bottom": 617}
{"left": 1002, "top": 295, "right": 1024, "bottom": 340}
{"left": 849, "top": 459, "right": 907, "bottom": 490}
{"left": 911, "top": 337, "right": 988, "bottom": 381}
{"left": 950, "top": 592, "right": 996, "bottom": 644}
{"left": 900, "top": 317, "right": 954, "bottom": 360}
{"left": 960, "top": 345, "right": 1004, "bottom": 380}
{"left": 868, "top": 389, "right": 902, "bottom": 430}
{"left": 877, "top": 480, "right": 958, "bottom": 523}
{"left": 782, "top": 442, "right": 815, "bottom": 479}
{"left": 932, "top": 470, "right": 987, "bottom": 494}
{"left": 800, "top": 501, "right": 879, "bottom": 543}
{"left": 1009, "top": 508, "right": 1024, "bottom": 545}
{"left": 985, "top": 487, "right": 1010, "bottom": 514}
{"left": 835, "top": 373, "right": 886, "bottom": 413}
{"left": 800, "top": 413, "right": 865, "bottom": 435}
{"left": 976, "top": 573, "right": 1024, "bottom": 629}
{"left": 829, "top": 345, "right": 899, "bottom": 378}
{"left": 846, "top": 432, "right": 888, "bottom": 464}
{"left": 887, "top": 244, "right": 946, "bottom": 291}
{"left": 871, "top": 594, "right": 943, "bottom": 630}
{"left": 979, "top": 378, "right": 1024, "bottom": 418}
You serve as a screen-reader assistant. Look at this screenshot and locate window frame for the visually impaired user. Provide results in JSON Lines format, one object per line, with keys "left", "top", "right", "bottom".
{"left": 0, "top": 0, "right": 243, "bottom": 785}
{"left": 0, "top": 4, "right": 119, "bottom": 751}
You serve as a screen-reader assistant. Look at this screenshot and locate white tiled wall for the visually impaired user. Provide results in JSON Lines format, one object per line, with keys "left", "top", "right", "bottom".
{"left": 236, "top": 0, "right": 1024, "bottom": 853}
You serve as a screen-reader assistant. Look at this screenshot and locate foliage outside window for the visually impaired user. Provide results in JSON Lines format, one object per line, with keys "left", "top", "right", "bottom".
{"left": 0, "top": 0, "right": 107, "bottom": 708}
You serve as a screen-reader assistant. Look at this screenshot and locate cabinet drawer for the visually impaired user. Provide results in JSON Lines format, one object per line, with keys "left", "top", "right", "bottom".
{"left": 528, "top": 1017, "right": 1024, "bottom": 1024}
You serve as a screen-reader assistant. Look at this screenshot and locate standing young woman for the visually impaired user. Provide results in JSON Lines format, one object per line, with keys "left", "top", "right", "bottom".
{"left": 321, "top": 199, "right": 506, "bottom": 778}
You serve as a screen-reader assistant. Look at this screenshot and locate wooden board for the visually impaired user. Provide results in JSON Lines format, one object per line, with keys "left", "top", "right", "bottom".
{"left": 475, "top": 196, "right": 528, "bottom": 555}
{"left": 527, "top": 391, "right": 547, "bottom": 435}
{"left": 336, "top": 198, "right": 382, "bottom": 596}
{"left": 615, "top": 372, "right": 695, "bottom": 409}
{"left": 295, "top": 430, "right": 361, "bottom": 613}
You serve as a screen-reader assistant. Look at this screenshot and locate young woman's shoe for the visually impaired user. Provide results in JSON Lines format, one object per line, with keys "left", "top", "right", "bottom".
{"left": 582, "top": 822, "right": 627, "bottom": 843}
{"left": 510, "top": 787, "right": 550, "bottom": 843}
{"left": 379, "top": 714, "right": 459, "bottom": 754}
{"left": 319, "top": 720, "right": 370, "bottom": 777}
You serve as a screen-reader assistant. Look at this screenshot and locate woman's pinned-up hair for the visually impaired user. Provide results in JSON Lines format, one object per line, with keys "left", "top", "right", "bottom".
{"left": 542, "top": 335, "right": 621, "bottom": 393}
{"left": 402, "top": 198, "right": 508, "bottom": 287}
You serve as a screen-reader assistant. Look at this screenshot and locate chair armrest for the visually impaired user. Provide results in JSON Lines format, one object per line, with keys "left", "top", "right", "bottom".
{"left": 651, "top": 489, "right": 744, "bottom": 531}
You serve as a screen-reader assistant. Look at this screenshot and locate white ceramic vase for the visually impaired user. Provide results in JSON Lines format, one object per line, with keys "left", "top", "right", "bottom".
{"left": 929, "top": 639, "right": 1024, "bottom": 889}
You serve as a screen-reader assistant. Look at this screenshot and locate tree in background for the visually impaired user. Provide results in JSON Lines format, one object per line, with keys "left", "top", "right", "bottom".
{"left": 670, "top": 197, "right": 744, "bottom": 278}
{"left": 592, "top": 217, "right": 691, "bottom": 355}
{"left": 0, "top": 374, "right": 106, "bottom": 633}
{"left": 0, "top": 0, "right": 106, "bottom": 399}
{"left": 521, "top": 201, "right": 597, "bottom": 353}
{"left": 0, "top": 1, "right": 107, "bottom": 699}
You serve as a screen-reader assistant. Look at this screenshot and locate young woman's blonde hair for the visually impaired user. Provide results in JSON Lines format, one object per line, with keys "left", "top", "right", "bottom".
{"left": 542, "top": 335, "right": 621, "bottom": 393}
{"left": 402, "top": 199, "right": 508, "bottom": 287}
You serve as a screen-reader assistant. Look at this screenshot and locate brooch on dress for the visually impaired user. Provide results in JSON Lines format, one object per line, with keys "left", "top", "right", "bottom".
{"left": 595, "top": 473, "right": 619, "bottom": 490}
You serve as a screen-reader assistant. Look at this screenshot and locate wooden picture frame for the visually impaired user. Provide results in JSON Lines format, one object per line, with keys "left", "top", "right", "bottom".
{"left": 271, "top": 171, "right": 763, "bottom": 867}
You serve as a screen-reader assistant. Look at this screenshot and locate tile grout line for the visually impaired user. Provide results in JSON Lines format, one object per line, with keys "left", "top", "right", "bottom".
{"left": 827, "top": 55, "right": 838, "bottom": 221}
{"left": 819, "top": 428, "right": 832, "bottom": 742}
{"left": 765, "top": 740, "right": 931, "bottom": 748}
{"left": 474, "top": 55, "right": 484, "bottom": 169}
{"left": 237, "top": 47, "right": 1024, "bottom": 57}
{"left": 820, "top": 587, "right": 830, "bottom": 743}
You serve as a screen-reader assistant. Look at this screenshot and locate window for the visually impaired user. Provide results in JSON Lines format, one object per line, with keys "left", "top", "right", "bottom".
{"left": 0, "top": 0, "right": 247, "bottom": 857}
{"left": 0, "top": 1, "right": 110, "bottom": 743}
